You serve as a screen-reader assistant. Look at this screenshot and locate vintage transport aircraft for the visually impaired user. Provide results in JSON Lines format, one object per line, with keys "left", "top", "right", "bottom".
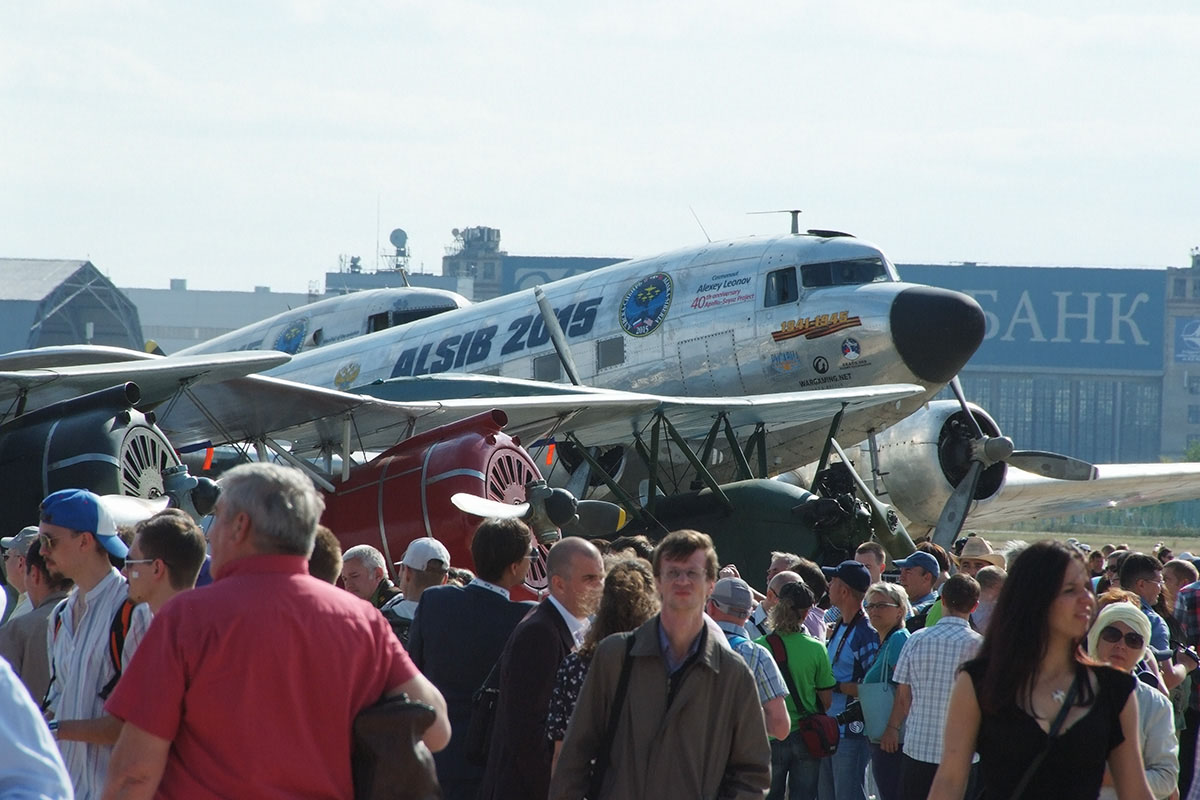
{"left": 171, "top": 286, "right": 470, "bottom": 356}
{"left": 3, "top": 225, "right": 1200, "bottom": 590}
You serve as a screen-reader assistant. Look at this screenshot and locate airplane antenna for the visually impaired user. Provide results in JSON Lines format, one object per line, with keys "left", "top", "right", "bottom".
{"left": 748, "top": 208, "right": 803, "bottom": 234}
{"left": 688, "top": 206, "right": 712, "bottom": 243}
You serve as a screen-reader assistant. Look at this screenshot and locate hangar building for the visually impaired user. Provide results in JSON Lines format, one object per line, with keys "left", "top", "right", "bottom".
{"left": 0, "top": 259, "right": 143, "bottom": 353}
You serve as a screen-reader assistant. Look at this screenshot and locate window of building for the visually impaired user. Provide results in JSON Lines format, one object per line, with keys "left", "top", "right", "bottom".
{"left": 1188, "top": 434, "right": 1200, "bottom": 448}
{"left": 533, "top": 353, "right": 562, "bottom": 382}
{"left": 1190, "top": 376, "right": 1200, "bottom": 395}
{"left": 483, "top": 261, "right": 496, "bottom": 280}
{"left": 1192, "top": 281, "right": 1200, "bottom": 299}
{"left": 597, "top": 336, "right": 624, "bottom": 369}
{"left": 764, "top": 267, "right": 798, "bottom": 307}
{"left": 1175, "top": 278, "right": 1188, "bottom": 298}
{"left": 1190, "top": 406, "right": 1200, "bottom": 425}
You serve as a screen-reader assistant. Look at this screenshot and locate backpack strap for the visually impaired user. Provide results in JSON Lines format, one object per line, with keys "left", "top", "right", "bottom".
{"left": 41, "top": 600, "right": 69, "bottom": 712}
{"left": 99, "top": 599, "right": 137, "bottom": 701}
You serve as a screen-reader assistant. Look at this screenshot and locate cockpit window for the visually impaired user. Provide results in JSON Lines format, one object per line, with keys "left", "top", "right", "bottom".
{"left": 764, "top": 267, "right": 799, "bottom": 307}
{"left": 800, "top": 258, "right": 888, "bottom": 288}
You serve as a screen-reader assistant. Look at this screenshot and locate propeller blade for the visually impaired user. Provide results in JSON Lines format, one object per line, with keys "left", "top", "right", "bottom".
{"left": 1008, "top": 450, "right": 1098, "bottom": 481}
{"left": 99, "top": 494, "right": 170, "bottom": 528}
{"left": 563, "top": 500, "right": 629, "bottom": 538}
{"left": 450, "top": 492, "right": 530, "bottom": 519}
{"left": 931, "top": 460, "right": 983, "bottom": 550}
{"left": 949, "top": 376, "right": 985, "bottom": 440}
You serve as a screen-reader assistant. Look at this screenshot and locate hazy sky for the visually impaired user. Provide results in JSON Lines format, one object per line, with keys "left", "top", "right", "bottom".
{"left": 4, "top": 1, "right": 1198, "bottom": 292}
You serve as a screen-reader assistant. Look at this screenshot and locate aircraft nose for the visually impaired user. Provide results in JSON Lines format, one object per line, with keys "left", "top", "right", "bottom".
{"left": 889, "top": 286, "right": 985, "bottom": 384}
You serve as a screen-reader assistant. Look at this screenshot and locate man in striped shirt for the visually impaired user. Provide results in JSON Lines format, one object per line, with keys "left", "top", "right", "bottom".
{"left": 40, "top": 489, "right": 151, "bottom": 800}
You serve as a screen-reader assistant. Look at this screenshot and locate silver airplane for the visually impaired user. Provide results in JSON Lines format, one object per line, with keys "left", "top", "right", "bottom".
{"left": 176, "top": 286, "right": 470, "bottom": 356}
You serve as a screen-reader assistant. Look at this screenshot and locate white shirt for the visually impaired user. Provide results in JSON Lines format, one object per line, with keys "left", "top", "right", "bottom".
{"left": 548, "top": 594, "right": 589, "bottom": 646}
{"left": 46, "top": 568, "right": 151, "bottom": 800}
{"left": 0, "top": 657, "right": 72, "bottom": 799}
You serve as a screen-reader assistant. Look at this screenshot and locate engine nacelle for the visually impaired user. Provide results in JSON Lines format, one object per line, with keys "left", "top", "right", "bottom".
{"left": 872, "top": 400, "right": 1008, "bottom": 530}
{"left": 0, "top": 383, "right": 181, "bottom": 538}
{"left": 320, "top": 409, "right": 546, "bottom": 595}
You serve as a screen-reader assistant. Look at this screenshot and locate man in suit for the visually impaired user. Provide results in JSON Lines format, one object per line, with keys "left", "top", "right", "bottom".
{"left": 408, "top": 518, "right": 537, "bottom": 800}
{"left": 480, "top": 536, "right": 605, "bottom": 800}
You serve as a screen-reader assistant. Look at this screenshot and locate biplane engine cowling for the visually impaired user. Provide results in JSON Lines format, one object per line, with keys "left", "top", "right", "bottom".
{"left": 871, "top": 400, "right": 1008, "bottom": 531}
{"left": 320, "top": 409, "right": 545, "bottom": 592}
{"left": 0, "top": 383, "right": 181, "bottom": 538}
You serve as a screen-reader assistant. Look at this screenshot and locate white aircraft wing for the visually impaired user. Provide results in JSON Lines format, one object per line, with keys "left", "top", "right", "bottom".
{"left": 964, "top": 462, "right": 1200, "bottom": 527}
{"left": 153, "top": 371, "right": 925, "bottom": 461}
{"left": 0, "top": 350, "right": 291, "bottom": 413}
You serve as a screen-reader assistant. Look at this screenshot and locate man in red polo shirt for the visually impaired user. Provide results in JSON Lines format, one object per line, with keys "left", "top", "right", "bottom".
{"left": 100, "top": 463, "right": 449, "bottom": 799}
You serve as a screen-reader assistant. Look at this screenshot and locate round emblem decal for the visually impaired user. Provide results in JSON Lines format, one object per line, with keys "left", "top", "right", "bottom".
{"left": 620, "top": 273, "right": 673, "bottom": 337}
{"left": 813, "top": 356, "right": 829, "bottom": 374}
{"left": 274, "top": 318, "right": 309, "bottom": 354}
{"left": 841, "top": 337, "right": 861, "bottom": 360}
{"left": 334, "top": 362, "right": 361, "bottom": 390}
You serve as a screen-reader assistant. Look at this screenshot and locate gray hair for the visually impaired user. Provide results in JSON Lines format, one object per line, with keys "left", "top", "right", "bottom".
{"left": 218, "top": 463, "right": 325, "bottom": 557}
{"left": 342, "top": 544, "right": 387, "bottom": 573}
{"left": 866, "top": 581, "right": 910, "bottom": 618}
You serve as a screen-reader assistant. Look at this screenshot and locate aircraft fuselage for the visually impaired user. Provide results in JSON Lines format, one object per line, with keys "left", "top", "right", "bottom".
{"left": 268, "top": 232, "right": 984, "bottom": 467}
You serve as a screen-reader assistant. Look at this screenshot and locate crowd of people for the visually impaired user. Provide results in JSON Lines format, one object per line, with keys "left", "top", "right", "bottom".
{"left": 3, "top": 465, "right": 1200, "bottom": 799}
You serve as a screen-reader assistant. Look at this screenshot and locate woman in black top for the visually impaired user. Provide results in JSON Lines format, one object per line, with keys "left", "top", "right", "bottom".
{"left": 928, "top": 541, "right": 1152, "bottom": 800}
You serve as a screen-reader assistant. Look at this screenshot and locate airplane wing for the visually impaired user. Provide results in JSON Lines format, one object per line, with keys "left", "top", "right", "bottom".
{"left": 963, "top": 462, "right": 1200, "bottom": 528}
{"left": 0, "top": 351, "right": 291, "bottom": 414}
{"left": 153, "top": 371, "right": 926, "bottom": 461}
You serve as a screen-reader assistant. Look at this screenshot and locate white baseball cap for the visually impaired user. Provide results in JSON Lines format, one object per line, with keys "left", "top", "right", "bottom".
{"left": 399, "top": 537, "right": 451, "bottom": 571}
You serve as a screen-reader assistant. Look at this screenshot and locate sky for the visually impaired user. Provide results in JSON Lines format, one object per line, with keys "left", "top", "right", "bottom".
{"left": 3, "top": 1, "right": 1199, "bottom": 293}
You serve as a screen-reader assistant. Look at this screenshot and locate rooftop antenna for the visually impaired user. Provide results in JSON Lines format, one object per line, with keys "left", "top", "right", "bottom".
{"left": 688, "top": 206, "right": 712, "bottom": 243}
{"left": 748, "top": 208, "right": 803, "bottom": 234}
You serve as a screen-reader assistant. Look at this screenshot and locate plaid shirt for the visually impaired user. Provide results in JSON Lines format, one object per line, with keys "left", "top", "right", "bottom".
{"left": 893, "top": 615, "right": 983, "bottom": 764}
{"left": 1176, "top": 580, "right": 1200, "bottom": 710}
{"left": 717, "top": 620, "right": 788, "bottom": 704}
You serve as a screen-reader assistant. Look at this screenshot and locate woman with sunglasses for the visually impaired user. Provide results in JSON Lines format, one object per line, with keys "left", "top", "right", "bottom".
{"left": 928, "top": 540, "right": 1153, "bottom": 800}
{"left": 1087, "top": 601, "right": 1178, "bottom": 799}
{"left": 861, "top": 582, "right": 910, "bottom": 800}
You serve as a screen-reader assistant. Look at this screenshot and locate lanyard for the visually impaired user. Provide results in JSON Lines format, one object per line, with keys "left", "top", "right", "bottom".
{"left": 831, "top": 609, "right": 863, "bottom": 667}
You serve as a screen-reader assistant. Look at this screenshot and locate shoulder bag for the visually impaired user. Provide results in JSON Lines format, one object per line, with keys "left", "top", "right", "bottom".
{"left": 766, "top": 633, "right": 839, "bottom": 758}
{"left": 860, "top": 629, "right": 903, "bottom": 743}
{"left": 351, "top": 693, "right": 440, "bottom": 800}
{"left": 586, "top": 635, "right": 636, "bottom": 799}
{"left": 464, "top": 659, "right": 501, "bottom": 766}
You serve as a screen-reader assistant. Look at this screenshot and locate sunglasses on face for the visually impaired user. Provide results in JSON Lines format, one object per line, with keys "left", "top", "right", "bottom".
{"left": 1099, "top": 625, "right": 1144, "bottom": 650}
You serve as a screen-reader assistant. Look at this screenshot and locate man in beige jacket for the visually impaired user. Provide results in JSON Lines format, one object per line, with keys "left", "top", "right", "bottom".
{"left": 550, "top": 529, "right": 770, "bottom": 800}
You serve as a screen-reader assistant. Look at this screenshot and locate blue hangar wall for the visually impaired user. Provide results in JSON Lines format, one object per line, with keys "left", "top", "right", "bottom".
{"left": 897, "top": 264, "right": 1165, "bottom": 465}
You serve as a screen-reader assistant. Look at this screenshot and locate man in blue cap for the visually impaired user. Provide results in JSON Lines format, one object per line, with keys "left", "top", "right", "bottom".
{"left": 39, "top": 488, "right": 151, "bottom": 800}
{"left": 894, "top": 550, "right": 940, "bottom": 632}
{"left": 818, "top": 559, "right": 878, "bottom": 800}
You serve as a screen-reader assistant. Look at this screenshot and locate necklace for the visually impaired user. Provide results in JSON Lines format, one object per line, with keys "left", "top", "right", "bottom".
{"left": 1051, "top": 688, "right": 1066, "bottom": 704}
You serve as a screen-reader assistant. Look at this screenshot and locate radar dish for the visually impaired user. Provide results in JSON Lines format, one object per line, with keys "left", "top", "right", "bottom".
{"left": 389, "top": 229, "right": 408, "bottom": 249}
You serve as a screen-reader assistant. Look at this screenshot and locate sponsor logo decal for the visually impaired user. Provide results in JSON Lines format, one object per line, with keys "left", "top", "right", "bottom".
{"left": 274, "top": 318, "right": 309, "bottom": 354}
{"left": 797, "top": 373, "right": 852, "bottom": 388}
{"left": 813, "top": 356, "right": 829, "bottom": 374}
{"left": 334, "top": 362, "right": 361, "bottom": 390}
{"left": 620, "top": 273, "right": 673, "bottom": 337}
{"left": 771, "top": 310, "right": 862, "bottom": 342}
{"left": 841, "top": 337, "right": 861, "bottom": 360}
{"left": 770, "top": 351, "right": 802, "bottom": 375}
